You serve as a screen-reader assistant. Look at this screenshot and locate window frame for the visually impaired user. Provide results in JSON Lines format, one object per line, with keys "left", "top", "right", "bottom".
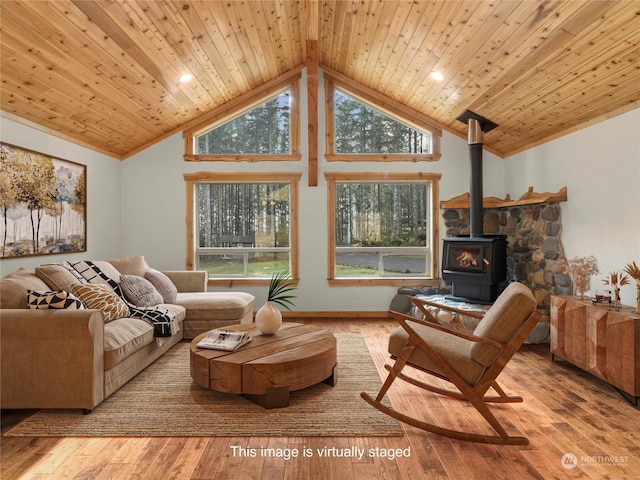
{"left": 324, "top": 72, "right": 442, "bottom": 162}
{"left": 325, "top": 172, "right": 441, "bottom": 287}
{"left": 184, "top": 172, "right": 301, "bottom": 287}
{"left": 183, "top": 72, "right": 301, "bottom": 162}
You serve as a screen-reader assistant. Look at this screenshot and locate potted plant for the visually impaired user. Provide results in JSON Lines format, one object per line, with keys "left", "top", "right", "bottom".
{"left": 255, "top": 272, "right": 297, "bottom": 334}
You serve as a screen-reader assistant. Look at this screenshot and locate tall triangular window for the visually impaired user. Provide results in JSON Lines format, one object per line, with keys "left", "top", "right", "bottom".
{"left": 183, "top": 74, "right": 300, "bottom": 161}
{"left": 334, "top": 89, "right": 432, "bottom": 155}
{"left": 197, "top": 91, "right": 291, "bottom": 155}
{"left": 325, "top": 75, "right": 441, "bottom": 162}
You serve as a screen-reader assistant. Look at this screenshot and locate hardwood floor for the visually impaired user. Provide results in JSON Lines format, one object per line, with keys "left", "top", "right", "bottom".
{"left": 2, "top": 318, "right": 639, "bottom": 479}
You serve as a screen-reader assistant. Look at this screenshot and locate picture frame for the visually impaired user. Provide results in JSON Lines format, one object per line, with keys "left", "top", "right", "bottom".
{"left": 1, "top": 142, "right": 87, "bottom": 258}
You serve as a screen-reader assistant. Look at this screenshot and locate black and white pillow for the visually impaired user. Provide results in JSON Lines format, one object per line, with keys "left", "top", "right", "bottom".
{"left": 27, "top": 290, "right": 85, "bottom": 310}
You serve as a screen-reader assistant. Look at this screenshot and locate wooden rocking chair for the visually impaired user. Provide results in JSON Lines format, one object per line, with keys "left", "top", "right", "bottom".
{"left": 361, "top": 282, "right": 541, "bottom": 445}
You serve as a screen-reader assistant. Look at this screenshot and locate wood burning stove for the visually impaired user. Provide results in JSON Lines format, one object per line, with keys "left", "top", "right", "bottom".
{"left": 442, "top": 235, "right": 507, "bottom": 303}
{"left": 442, "top": 110, "right": 507, "bottom": 303}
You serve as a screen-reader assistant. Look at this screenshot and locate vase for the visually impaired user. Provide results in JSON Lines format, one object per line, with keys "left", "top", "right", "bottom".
{"left": 613, "top": 286, "right": 620, "bottom": 310}
{"left": 636, "top": 287, "right": 640, "bottom": 314}
{"left": 255, "top": 301, "right": 282, "bottom": 335}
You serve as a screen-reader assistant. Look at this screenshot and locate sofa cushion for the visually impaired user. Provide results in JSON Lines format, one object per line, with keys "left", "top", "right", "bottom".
{"left": 175, "top": 291, "right": 254, "bottom": 320}
{"left": 145, "top": 269, "right": 178, "bottom": 304}
{"left": 0, "top": 268, "right": 50, "bottom": 309}
{"left": 107, "top": 256, "right": 149, "bottom": 276}
{"left": 35, "top": 263, "right": 82, "bottom": 291}
{"left": 102, "top": 305, "right": 185, "bottom": 370}
{"left": 27, "top": 290, "right": 84, "bottom": 310}
{"left": 71, "top": 283, "right": 131, "bottom": 322}
{"left": 156, "top": 303, "right": 187, "bottom": 322}
{"left": 103, "top": 317, "right": 156, "bottom": 370}
{"left": 120, "top": 275, "right": 163, "bottom": 307}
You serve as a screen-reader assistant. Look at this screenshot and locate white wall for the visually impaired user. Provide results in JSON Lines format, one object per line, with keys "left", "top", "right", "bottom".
{"left": 505, "top": 108, "right": 640, "bottom": 306}
{"left": 0, "top": 116, "right": 122, "bottom": 276}
{"left": 120, "top": 69, "right": 506, "bottom": 311}
{"left": 5, "top": 95, "right": 636, "bottom": 311}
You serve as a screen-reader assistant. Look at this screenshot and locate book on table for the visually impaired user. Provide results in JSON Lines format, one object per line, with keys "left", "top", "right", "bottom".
{"left": 196, "top": 329, "right": 252, "bottom": 351}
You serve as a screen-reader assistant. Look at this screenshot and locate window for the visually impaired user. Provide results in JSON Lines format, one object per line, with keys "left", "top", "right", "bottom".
{"left": 196, "top": 91, "right": 291, "bottom": 155}
{"left": 183, "top": 71, "right": 301, "bottom": 162}
{"left": 325, "top": 173, "right": 441, "bottom": 286}
{"left": 324, "top": 74, "right": 441, "bottom": 162}
{"left": 334, "top": 90, "right": 432, "bottom": 155}
{"left": 184, "top": 172, "right": 301, "bottom": 285}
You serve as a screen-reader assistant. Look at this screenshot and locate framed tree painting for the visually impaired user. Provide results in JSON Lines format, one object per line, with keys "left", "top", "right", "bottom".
{"left": 1, "top": 142, "right": 87, "bottom": 258}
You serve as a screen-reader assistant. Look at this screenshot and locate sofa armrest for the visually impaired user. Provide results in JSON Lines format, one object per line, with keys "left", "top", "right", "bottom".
{"left": 162, "top": 270, "right": 208, "bottom": 293}
{"left": 1, "top": 309, "right": 105, "bottom": 411}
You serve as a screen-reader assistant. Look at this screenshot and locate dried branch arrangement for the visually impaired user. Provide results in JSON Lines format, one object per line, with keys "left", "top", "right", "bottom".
{"left": 602, "top": 271, "right": 630, "bottom": 288}
{"left": 565, "top": 255, "right": 599, "bottom": 298}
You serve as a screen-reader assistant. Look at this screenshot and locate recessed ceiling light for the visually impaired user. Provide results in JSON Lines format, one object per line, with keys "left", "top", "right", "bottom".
{"left": 179, "top": 73, "right": 193, "bottom": 83}
{"left": 430, "top": 71, "right": 444, "bottom": 81}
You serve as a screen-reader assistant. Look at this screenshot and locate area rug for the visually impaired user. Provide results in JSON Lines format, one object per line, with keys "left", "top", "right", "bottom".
{"left": 5, "top": 334, "right": 403, "bottom": 437}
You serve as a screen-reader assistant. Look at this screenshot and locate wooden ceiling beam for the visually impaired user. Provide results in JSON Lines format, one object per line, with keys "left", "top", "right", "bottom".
{"left": 306, "top": 0, "right": 319, "bottom": 187}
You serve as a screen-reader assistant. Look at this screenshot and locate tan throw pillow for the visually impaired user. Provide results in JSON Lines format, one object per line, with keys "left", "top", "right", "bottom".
{"left": 107, "top": 256, "right": 149, "bottom": 276}
{"left": 144, "top": 269, "right": 178, "bottom": 304}
{"left": 0, "top": 268, "right": 50, "bottom": 309}
{"left": 120, "top": 275, "right": 163, "bottom": 307}
{"left": 35, "top": 263, "right": 82, "bottom": 290}
{"left": 71, "top": 283, "right": 130, "bottom": 322}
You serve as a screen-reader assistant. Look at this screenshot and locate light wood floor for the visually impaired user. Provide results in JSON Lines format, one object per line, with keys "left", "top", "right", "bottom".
{"left": 2, "top": 318, "right": 639, "bottom": 479}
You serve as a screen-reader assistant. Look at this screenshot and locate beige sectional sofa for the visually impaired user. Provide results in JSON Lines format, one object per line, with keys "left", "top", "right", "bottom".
{"left": 0, "top": 256, "right": 254, "bottom": 412}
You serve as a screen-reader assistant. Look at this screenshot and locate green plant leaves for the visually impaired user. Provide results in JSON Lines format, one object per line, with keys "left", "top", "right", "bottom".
{"left": 267, "top": 271, "right": 297, "bottom": 311}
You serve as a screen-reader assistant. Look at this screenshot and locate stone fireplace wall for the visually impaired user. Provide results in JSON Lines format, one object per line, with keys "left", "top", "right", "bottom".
{"left": 442, "top": 202, "right": 572, "bottom": 342}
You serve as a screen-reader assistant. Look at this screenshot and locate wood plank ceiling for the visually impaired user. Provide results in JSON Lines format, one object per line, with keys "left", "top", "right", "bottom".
{"left": 1, "top": 0, "right": 638, "bottom": 159}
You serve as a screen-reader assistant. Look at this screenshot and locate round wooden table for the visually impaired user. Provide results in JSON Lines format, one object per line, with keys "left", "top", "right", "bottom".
{"left": 190, "top": 322, "right": 337, "bottom": 408}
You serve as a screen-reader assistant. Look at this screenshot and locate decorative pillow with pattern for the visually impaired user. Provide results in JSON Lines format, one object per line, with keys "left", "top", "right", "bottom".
{"left": 27, "top": 290, "right": 85, "bottom": 310}
{"left": 70, "top": 283, "right": 130, "bottom": 322}
{"left": 120, "top": 275, "right": 164, "bottom": 307}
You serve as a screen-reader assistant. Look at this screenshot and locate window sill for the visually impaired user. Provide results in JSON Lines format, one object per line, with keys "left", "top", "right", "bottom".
{"left": 328, "top": 278, "right": 441, "bottom": 287}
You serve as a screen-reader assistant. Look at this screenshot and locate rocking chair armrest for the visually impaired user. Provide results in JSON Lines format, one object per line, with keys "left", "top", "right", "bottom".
{"left": 389, "top": 310, "right": 505, "bottom": 349}
{"left": 410, "top": 296, "right": 486, "bottom": 320}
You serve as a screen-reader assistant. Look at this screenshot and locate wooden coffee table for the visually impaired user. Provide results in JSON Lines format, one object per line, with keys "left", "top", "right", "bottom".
{"left": 190, "top": 322, "right": 337, "bottom": 408}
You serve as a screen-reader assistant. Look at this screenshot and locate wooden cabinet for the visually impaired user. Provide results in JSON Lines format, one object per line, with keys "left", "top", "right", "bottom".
{"left": 550, "top": 295, "right": 640, "bottom": 402}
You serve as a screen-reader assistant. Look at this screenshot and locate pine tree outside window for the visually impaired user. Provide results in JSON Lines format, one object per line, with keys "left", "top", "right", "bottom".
{"left": 183, "top": 73, "right": 301, "bottom": 162}
{"left": 324, "top": 75, "right": 441, "bottom": 162}
{"left": 334, "top": 90, "right": 431, "bottom": 155}
{"left": 326, "top": 173, "right": 441, "bottom": 286}
{"left": 196, "top": 91, "right": 291, "bottom": 155}
{"left": 184, "top": 172, "right": 301, "bottom": 285}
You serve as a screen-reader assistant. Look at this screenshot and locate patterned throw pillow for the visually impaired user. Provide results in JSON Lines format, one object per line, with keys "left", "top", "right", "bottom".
{"left": 70, "top": 283, "right": 130, "bottom": 322}
{"left": 119, "top": 275, "right": 164, "bottom": 307}
{"left": 27, "top": 290, "right": 85, "bottom": 310}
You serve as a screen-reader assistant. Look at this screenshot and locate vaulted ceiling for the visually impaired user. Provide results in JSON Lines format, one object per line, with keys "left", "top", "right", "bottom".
{"left": 1, "top": 1, "right": 638, "bottom": 159}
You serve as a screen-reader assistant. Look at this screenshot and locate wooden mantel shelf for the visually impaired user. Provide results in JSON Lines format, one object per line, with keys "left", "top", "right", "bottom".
{"left": 440, "top": 186, "right": 567, "bottom": 209}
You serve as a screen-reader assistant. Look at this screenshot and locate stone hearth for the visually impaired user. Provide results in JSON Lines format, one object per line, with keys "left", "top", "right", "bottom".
{"left": 440, "top": 201, "right": 572, "bottom": 343}
{"left": 388, "top": 189, "right": 569, "bottom": 343}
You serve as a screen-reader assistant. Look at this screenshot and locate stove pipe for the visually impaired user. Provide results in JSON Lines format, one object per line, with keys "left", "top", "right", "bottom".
{"left": 456, "top": 110, "right": 498, "bottom": 238}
